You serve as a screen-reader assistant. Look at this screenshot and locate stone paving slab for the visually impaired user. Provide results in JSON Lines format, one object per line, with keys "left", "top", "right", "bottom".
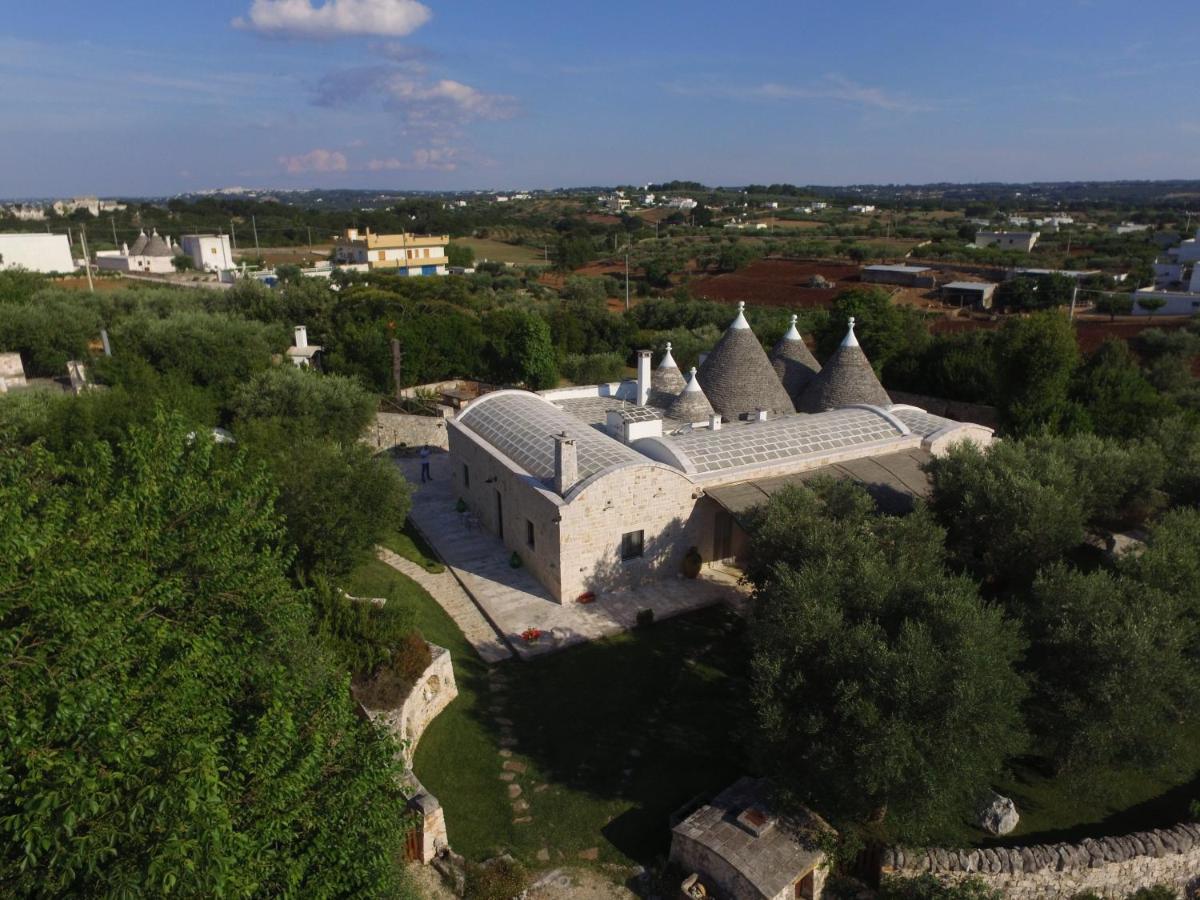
{"left": 374, "top": 547, "right": 512, "bottom": 664}
{"left": 395, "top": 450, "right": 748, "bottom": 661}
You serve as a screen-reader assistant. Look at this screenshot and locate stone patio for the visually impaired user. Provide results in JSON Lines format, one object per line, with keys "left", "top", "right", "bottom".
{"left": 394, "top": 449, "right": 746, "bottom": 660}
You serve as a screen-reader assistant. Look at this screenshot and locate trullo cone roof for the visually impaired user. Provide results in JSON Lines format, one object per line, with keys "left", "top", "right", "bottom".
{"left": 667, "top": 367, "right": 716, "bottom": 423}
{"left": 770, "top": 314, "right": 821, "bottom": 409}
{"left": 696, "top": 302, "right": 796, "bottom": 420}
{"left": 797, "top": 317, "right": 891, "bottom": 412}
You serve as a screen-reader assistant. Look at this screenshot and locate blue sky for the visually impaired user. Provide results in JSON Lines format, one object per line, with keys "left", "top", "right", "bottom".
{"left": 1, "top": 0, "right": 1197, "bottom": 196}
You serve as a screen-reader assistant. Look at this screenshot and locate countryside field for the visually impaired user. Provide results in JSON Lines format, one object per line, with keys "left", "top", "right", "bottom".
{"left": 456, "top": 237, "right": 550, "bottom": 265}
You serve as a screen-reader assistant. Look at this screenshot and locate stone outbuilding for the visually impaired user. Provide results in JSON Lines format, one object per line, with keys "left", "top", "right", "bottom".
{"left": 670, "top": 777, "right": 833, "bottom": 900}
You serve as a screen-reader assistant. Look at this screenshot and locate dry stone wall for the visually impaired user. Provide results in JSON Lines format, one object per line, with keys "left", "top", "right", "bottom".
{"left": 361, "top": 643, "right": 457, "bottom": 767}
{"left": 368, "top": 412, "right": 449, "bottom": 452}
{"left": 881, "top": 823, "right": 1200, "bottom": 899}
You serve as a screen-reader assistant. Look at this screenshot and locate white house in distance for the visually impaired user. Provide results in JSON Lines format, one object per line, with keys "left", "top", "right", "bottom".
{"left": 975, "top": 231, "right": 1040, "bottom": 252}
{"left": 333, "top": 228, "right": 448, "bottom": 275}
{"left": 447, "top": 305, "right": 993, "bottom": 604}
{"left": 1131, "top": 227, "right": 1200, "bottom": 316}
{"left": 95, "top": 229, "right": 182, "bottom": 274}
{"left": 181, "top": 234, "right": 235, "bottom": 272}
{"left": 0, "top": 233, "right": 75, "bottom": 273}
{"left": 848, "top": 204, "right": 877, "bottom": 214}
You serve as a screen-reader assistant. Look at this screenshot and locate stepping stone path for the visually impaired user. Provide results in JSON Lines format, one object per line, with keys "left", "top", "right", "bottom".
{"left": 486, "top": 666, "right": 542, "bottom": 841}
{"left": 502, "top": 760, "right": 526, "bottom": 773}
{"left": 507, "top": 783, "right": 523, "bottom": 799}
{"left": 577, "top": 848, "right": 599, "bottom": 861}
{"left": 536, "top": 849, "right": 550, "bottom": 863}
{"left": 512, "top": 799, "right": 529, "bottom": 813}
{"left": 498, "top": 749, "right": 512, "bottom": 758}
{"left": 499, "top": 772, "right": 516, "bottom": 782}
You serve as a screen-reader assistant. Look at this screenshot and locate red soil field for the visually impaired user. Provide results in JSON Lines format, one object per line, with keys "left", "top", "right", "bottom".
{"left": 691, "top": 258, "right": 861, "bottom": 308}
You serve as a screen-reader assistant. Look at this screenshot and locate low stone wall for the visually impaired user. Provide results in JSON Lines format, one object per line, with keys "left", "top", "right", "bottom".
{"left": 888, "top": 390, "right": 999, "bottom": 430}
{"left": 363, "top": 643, "right": 458, "bottom": 767}
{"left": 367, "top": 411, "right": 450, "bottom": 452}
{"left": 881, "top": 823, "right": 1200, "bottom": 899}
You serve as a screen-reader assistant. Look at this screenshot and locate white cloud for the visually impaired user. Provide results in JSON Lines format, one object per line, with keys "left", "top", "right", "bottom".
{"left": 234, "top": 0, "right": 431, "bottom": 39}
{"left": 278, "top": 148, "right": 349, "bottom": 174}
{"left": 314, "top": 67, "right": 517, "bottom": 131}
{"left": 367, "top": 146, "right": 459, "bottom": 171}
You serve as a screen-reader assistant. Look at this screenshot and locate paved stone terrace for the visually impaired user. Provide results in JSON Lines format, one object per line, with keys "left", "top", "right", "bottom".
{"left": 395, "top": 450, "right": 747, "bottom": 661}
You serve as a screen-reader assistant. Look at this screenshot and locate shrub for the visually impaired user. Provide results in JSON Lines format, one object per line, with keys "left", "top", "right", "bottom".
{"left": 879, "top": 874, "right": 1001, "bottom": 900}
{"left": 464, "top": 857, "right": 528, "bottom": 900}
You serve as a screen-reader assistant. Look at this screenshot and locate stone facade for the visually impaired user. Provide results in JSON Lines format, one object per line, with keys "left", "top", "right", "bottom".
{"left": 362, "top": 643, "right": 457, "bottom": 767}
{"left": 881, "top": 823, "right": 1200, "bottom": 899}
{"left": 367, "top": 412, "right": 450, "bottom": 452}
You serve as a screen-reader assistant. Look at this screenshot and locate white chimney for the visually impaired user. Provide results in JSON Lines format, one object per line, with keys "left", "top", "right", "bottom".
{"left": 294, "top": 326, "right": 308, "bottom": 349}
{"left": 709, "top": 413, "right": 722, "bottom": 431}
{"left": 553, "top": 432, "right": 578, "bottom": 496}
{"left": 755, "top": 408, "right": 769, "bottom": 422}
{"left": 636, "top": 350, "right": 652, "bottom": 406}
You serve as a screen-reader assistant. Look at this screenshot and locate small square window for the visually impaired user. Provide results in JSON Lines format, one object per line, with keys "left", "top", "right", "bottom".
{"left": 526, "top": 519, "right": 535, "bottom": 549}
{"left": 620, "top": 530, "right": 644, "bottom": 561}
{"left": 463, "top": 464, "right": 470, "bottom": 488}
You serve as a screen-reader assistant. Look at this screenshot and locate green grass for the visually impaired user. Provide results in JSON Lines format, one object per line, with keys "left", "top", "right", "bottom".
{"left": 927, "top": 725, "right": 1200, "bottom": 849}
{"left": 455, "top": 238, "right": 548, "bottom": 266}
{"left": 379, "top": 521, "right": 445, "bottom": 574}
{"left": 414, "top": 606, "right": 747, "bottom": 867}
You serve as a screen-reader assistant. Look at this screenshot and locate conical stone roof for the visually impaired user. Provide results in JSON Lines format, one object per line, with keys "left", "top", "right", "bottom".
{"left": 667, "top": 367, "right": 716, "bottom": 423}
{"left": 143, "top": 230, "right": 172, "bottom": 257}
{"left": 129, "top": 230, "right": 148, "bottom": 255}
{"left": 696, "top": 302, "right": 795, "bottom": 420}
{"left": 797, "top": 317, "right": 892, "bottom": 412}
{"left": 649, "top": 341, "right": 686, "bottom": 406}
{"left": 770, "top": 314, "right": 821, "bottom": 409}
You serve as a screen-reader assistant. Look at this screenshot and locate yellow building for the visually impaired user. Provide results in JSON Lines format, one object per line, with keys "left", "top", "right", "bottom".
{"left": 333, "top": 228, "right": 449, "bottom": 275}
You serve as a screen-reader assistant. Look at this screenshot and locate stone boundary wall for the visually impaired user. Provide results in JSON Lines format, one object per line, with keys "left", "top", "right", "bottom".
{"left": 367, "top": 411, "right": 450, "bottom": 452}
{"left": 361, "top": 643, "right": 458, "bottom": 767}
{"left": 888, "top": 390, "right": 999, "bottom": 430}
{"left": 881, "top": 823, "right": 1200, "bottom": 899}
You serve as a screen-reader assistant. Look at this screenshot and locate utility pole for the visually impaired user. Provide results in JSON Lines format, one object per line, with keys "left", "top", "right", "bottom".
{"left": 79, "top": 226, "right": 95, "bottom": 294}
{"left": 111, "top": 216, "right": 118, "bottom": 247}
{"left": 624, "top": 244, "right": 631, "bottom": 312}
{"left": 391, "top": 338, "right": 404, "bottom": 402}
{"left": 251, "top": 215, "right": 260, "bottom": 255}
{"left": 306, "top": 226, "right": 313, "bottom": 254}
{"left": 230, "top": 219, "right": 238, "bottom": 253}
{"left": 1069, "top": 284, "right": 1079, "bottom": 321}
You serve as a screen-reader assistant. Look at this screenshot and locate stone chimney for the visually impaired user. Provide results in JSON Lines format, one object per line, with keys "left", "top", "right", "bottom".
{"left": 636, "top": 350, "right": 652, "bottom": 406}
{"left": 294, "top": 326, "right": 308, "bottom": 349}
{"left": 553, "top": 431, "right": 578, "bottom": 496}
{"left": 709, "top": 413, "right": 722, "bottom": 431}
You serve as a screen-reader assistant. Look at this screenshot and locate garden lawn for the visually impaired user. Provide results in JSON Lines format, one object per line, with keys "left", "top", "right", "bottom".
{"left": 454, "top": 238, "right": 548, "bottom": 266}
{"left": 414, "top": 604, "right": 748, "bottom": 866}
{"left": 378, "top": 522, "right": 445, "bottom": 574}
{"left": 928, "top": 723, "right": 1200, "bottom": 849}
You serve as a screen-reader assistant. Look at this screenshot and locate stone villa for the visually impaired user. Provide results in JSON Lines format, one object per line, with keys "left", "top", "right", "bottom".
{"left": 447, "top": 304, "right": 992, "bottom": 603}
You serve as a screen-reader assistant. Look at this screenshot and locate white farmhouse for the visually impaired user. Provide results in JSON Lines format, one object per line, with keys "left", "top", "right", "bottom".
{"left": 975, "top": 231, "right": 1040, "bottom": 252}
{"left": 95, "top": 229, "right": 182, "bottom": 274}
{"left": 0, "top": 233, "right": 75, "bottom": 273}
{"left": 1131, "top": 227, "right": 1200, "bottom": 315}
{"left": 181, "top": 234, "right": 235, "bottom": 272}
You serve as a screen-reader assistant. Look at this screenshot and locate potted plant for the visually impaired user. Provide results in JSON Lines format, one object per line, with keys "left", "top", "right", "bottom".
{"left": 682, "top": 546, "right": 703, "bottom": 579}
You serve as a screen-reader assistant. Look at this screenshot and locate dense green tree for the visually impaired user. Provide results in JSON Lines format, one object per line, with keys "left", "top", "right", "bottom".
{"left": 0, "top": 269, "right": 46, "bottom": 304}
{"left": 241, "top": 427, "right": 412, "bottom": 577}
{"left": 553, "top": 234, "right": 593, "bottom": 270}
{"left": 815, "top": 288, "right": 929, "bottom": 379}
{"left": 0, "top": 296, "right": 102, "bottom": 376}
{"left": 1072, "top": 339, "right": 1172, "bottom": 437}
{"left": 1136, "top": 295, "right": 1168, "bottom": 318}
{"left": 1148, "top": 415, "right": 1200, "bottom": 506}
{"left": 745, "top": 480, "right": 1027, "bottom": 839}
{"left": 230, "top": 365, "right": 376, "bottom": 444}
{"left": 991, "top": 311, "right": 1082, "bottom": 435}
{"left": 0, "top": 420, "right": 414, "bottom": 897}
{"left": 1093, "top": 294, "right": 1134, "bottom": 320}
{"left": 1028, "top": 561, "right": 1200, "bottom": 770}
{"left": 446, "top": 242, "right": 475, "bottom": 268}
{"left": 482, "top": 308, "right": 559, "bottom": 389}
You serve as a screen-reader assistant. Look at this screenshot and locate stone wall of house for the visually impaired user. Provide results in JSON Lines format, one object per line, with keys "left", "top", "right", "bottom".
{"left": 367, "top": 412, "right": 450, "bottom": 452}
{"left": 881, "top": 823, "right": 1200, "bottom": 899}
{"left": 558, "top": 462, "right": 702, "bottom": 604}
{"left": 363, "top": 643, "right": 457, "bottom": 767}
{"left": 887, "top": 390, "right": 999, "bottom": 430}
{"left": 671, "top": 833, "right": 828, "bottom": 900}
{"left": 448, "top": 422, "right": 565, "bottom": 599}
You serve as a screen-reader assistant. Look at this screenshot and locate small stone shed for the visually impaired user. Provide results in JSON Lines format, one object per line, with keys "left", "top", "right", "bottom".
{"left": 670, "top": 777, "right": 833, "bottom": 900}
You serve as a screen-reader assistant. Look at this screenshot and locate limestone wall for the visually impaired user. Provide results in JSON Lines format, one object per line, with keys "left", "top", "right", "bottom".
{"left": 887, "top": 390, "right": 999, "bottom": 430}
{"left": 367, "top": 412, "right": 450, "bottom": 452}
{"left": 363, "top": 643, "right": 458, "bottom": 767}
{"left": 881, "top": 824, "right": 1200, "bottom": 899}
